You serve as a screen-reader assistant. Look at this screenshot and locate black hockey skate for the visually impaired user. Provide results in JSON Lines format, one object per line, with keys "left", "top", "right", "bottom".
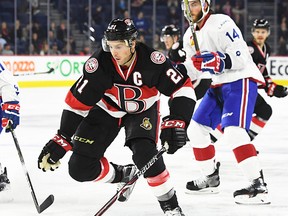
{"left": 233, "top": 176, "right": 270, "bottom": 205}
{"left": 0, "top": 167, "right": 10, "bottom": 192}
{"left": 186, "top": 162, "right": 220, "bottom": 194}
{"left": 159, "top": 193, "right": 185, "bottom": 216}
{"left": 116, "top": 164, "right": 137, "bottom": 202}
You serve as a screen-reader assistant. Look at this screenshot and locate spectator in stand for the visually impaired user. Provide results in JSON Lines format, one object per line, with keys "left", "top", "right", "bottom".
{"left": 40, "top": 41, "right": 49, "bottom": 55}
{"left": 92, "top": 5, "right": 104, "bottom": 27}
{"left": 117, "top": 0, "right": 126, "bottom": 13}
{"left": 278, "top": 36, "right": 288, "bottom": 55}
{"left": 78, "top": 42, "right": 90, "bottom": 55}
{"left": 222, "top": 0, "right": 232, "bottom": 17}
{"left": 1, "top": 22, "right": 12, "bottom": 44}
{"left": 167, "top": 0, "right": 178, "bottom": 8}
{"left": 134, "top": 11, "right": 150, "bottom": 35}
{"left": 49, "top": 21, "right": 58, "bottom": 38}
{"left": 278, "top": 17, "right": 288, "bottom": 43}
{"left": 137, "top": 33, "right": 146, "bottom": 44}
{"left": 153, "top": 33, "right": 164, "bottom": 51}
{"left": 0, "top": 34, "right": 7, "bottom": 52}
{"left": 31, "top": 32, "right": 42, "bottom": 54}
{"left": 48, "top": 30, "right": 62, "bottom": 51}
{"left": 131, "top": 0, "right": 145, "bottom": 15}
{"left": 56, "top": 22, "right": 68, "bottom": 50}
{"left": 29, "top": 43, "right": 38, "bottom": 55}
{"left": 62, "top": 36, "right": 77, "bottom": 54}
{"left": 13, "top": 20, "right": 24, "bottom": 42}
{"left": 32, "top": 22, "right": 44, "bottom": 42}
{"left": 232, "top": 0, "right": 245, "bottom": 33}
{"left": 168, "top": 7, "right": 181, "bottom": 27}
{"left": 122, "top": 9, "right": 130, "bottom": 19}
{"left": 50, "top": 42, "right": 61, "bottom": 55}
{"left": 1, "top": 43, "right": 14, "bottom": 55}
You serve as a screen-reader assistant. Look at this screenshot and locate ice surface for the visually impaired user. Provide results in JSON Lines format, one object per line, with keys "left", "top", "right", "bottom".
{"left": 0, "top": 87, "right": 287, "bottom": 216}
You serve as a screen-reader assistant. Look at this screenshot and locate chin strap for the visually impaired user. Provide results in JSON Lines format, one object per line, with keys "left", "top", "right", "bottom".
{"left": 122, "top": 49, "right": 135, "bottom": 66}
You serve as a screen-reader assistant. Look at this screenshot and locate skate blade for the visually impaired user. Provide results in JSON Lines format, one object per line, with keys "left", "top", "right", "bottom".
{"left": 234, "top": 193, "right": 271, "bottom": 205}
{"left": 185, "top": 187, "right": 219, "bottom": 195}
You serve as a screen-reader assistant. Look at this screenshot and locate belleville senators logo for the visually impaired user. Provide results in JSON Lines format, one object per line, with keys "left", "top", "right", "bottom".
{"left": 140, "top": 117, "right": 152, "bottom": 130}
{"left": 85, "top": 58, "right": 98, "bottom": 73}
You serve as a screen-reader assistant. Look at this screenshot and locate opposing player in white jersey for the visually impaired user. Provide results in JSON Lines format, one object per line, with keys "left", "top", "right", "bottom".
{"left": 0, "top": 60, "right": 20, "bottom": 197}
{"left": 180, "top": 0, "right": 270, "bottom": 204}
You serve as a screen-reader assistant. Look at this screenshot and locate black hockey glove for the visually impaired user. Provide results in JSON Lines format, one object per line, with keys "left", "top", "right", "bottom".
{"left": 160, "top": 115, "right": 187, "bottom": 154}
{"left": 38, "top": 130, "right": 72, "bottom": 172}
{"left": 264, "top": 76, "right": 288, "bottom": 98}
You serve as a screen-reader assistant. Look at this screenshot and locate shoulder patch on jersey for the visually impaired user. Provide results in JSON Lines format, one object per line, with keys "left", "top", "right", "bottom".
{"left": 172, "top": 42, "right": 180, "bottom": 50}
{"left": 85, "top": 58, "right": 98, "bottom": 73}
{"left": 248, "top": 46, "right": 254, "bottom": 54}
{"left": 150, "top": 51, "right": 166, "bottom": 64}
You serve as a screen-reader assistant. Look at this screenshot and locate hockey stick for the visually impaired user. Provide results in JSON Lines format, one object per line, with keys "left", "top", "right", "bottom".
{"left": 9, "top": 126, "right": 54, "bottom": 213}
{"left": 183, "top": 0, "right": 200, "bottom": 55}
{"left": 13, "top": 61, "right": 59, "bottom": 76}
{"left": 94, "top": 144, "right": 168, "bottom": 216}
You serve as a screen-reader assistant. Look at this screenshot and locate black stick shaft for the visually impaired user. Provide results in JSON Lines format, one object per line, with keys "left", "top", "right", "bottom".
{"left": 10, "top": 128, "right": 54, "bottom": 213}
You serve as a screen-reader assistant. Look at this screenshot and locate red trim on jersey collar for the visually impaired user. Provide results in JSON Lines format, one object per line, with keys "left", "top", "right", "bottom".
{"left": 111, "top": 53, "right": 138, "bottom": 81}
{"left": 197, "top": 13, "right": 211, "bottom": 30}
{"left": 252, "top": 40, "right": 266, "bottom": 59}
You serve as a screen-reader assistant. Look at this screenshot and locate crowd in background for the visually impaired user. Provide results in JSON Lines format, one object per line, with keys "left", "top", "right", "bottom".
{"left": 0, "top": 0, "right": 287, "bottom": 55}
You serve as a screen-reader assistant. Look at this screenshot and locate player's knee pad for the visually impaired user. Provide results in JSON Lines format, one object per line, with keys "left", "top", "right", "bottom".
{"left": 223, "top": 126, "right": 250, "bottom": 149}
{"left": 128, "top": 138, "right": 165, "bottom": 178}
{"left": 68, "top": 152, "right": 101, "bottom": 182}
{"left": 187, "top": 120, "right": 211, "bottom": 148}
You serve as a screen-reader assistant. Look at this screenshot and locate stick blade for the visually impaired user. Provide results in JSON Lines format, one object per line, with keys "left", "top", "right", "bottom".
{"left": 37, "top": 194, "right": 54, "bottom": 214}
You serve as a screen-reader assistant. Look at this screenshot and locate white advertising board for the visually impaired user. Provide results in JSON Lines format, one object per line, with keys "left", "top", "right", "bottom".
{"left": 1, "top": 55, "right": 88, "bottom": 87}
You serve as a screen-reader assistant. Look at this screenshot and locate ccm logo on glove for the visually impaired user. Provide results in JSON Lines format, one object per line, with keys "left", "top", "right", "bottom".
{"left": 161, "top": 120, "right": 186, "bottom": 129}
{"left": 1, "top": 101, "right": 20, "bottom": 129}
{"left": 52, "top": 134, "right": 73, "bottom": 151}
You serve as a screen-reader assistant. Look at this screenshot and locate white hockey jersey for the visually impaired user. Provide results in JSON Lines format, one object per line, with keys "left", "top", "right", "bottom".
{"left": 0, "top": 60, "right": 19, "bottom": 103}
{"left": 182, "top": 13, "right": 265, "bottom": 86}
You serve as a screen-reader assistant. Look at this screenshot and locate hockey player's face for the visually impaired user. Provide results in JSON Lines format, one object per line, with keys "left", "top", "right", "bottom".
{"left": 252, "top": 29, "right": 269, "bottom": 45}
{"left": 187, "top": 0, "right": 202, "bottom": 22}
{"left": 162, "top": 35, "right": 174, "bottom": 50}
{"left": 107, "top": 41, "right": 133, "bottom": 66}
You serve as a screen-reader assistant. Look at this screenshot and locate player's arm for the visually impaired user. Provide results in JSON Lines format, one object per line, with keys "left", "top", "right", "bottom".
{"left": 0, "top": 61, "right": 20, "bottom": 131}
{"left": 263, "top": 75, "right": 288, "bottom": 98}
{"left": 192, "top": 17, "right": 251, "bottom": 74}
{"left": 157, "top": 61, "right": 196, "bottom": 154}
{"left": 38, "top": 57, "right": 109, "bottom": 171}
{"left": 38, "top": 77, "right": 93, "bottom": 172}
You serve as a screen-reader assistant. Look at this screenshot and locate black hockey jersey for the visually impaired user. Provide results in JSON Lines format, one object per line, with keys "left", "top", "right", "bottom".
{"left": 65, "top": 42, "right": 195, "bottom": 122}
{"left": 247, "top": 40, "right": 272, "bottom": 77}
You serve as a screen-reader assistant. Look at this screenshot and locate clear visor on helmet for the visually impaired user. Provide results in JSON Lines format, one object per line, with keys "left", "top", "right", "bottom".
{"left": 160, "top": 35, "right": 173, "bottom": 42}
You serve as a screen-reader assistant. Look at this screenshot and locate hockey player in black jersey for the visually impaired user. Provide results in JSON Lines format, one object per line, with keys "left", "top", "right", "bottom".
{"left": 161, "top": 24, "right": 211, "bottom": 100}
{"left": 161, "top": 25, "right": 186, "bottom": 64}
{"left": 38, "top": 18, "right": 197, "bottom": 216}
{"left": 246, "top": 18, "right": 288, "bottom": 139}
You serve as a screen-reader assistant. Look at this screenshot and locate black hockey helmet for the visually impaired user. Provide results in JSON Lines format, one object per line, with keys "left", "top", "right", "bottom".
{"left": 104, "top": 18, "right": 138, "bottom": 42}
{"left": 160, "top": 25, "right": 180, "bottom": 42}
{"left": 102, "top": 18, "right": 138, "bottom": 51}
{"left": 251, "top": 19, "right": 270, "bottom": 32}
